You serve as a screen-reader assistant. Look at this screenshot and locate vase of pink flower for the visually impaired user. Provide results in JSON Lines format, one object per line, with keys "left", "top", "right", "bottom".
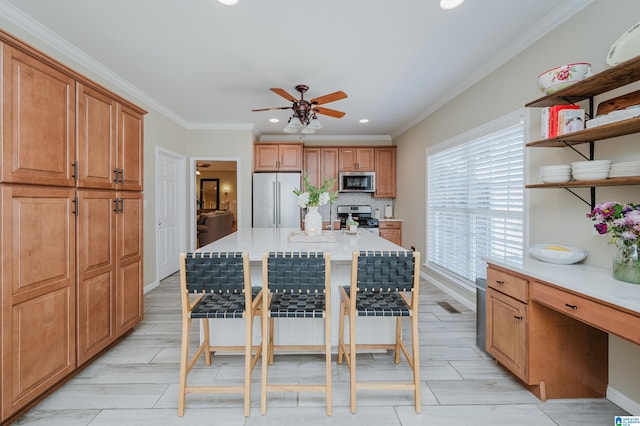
{"left": 587, "top": 201, "right": 640, "bottom": 284}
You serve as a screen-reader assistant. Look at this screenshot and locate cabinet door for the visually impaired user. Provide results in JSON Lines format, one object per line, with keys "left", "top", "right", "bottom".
{"left": 374, "top": 148, "right": 396, "bottom": 198}
{"left": 278, "top": 144, "right": 303, "bottom": 171}
{"left": 339, "top": 147, "right": 374, "bottom": 171}
{"left": 1, "top": 46, "right": 76, "bottom": 187}
{"left": 380, "top": 229, "right": 402, "bottom": 246}
{"left": 116, "top": 104, "right": 144, "bottom": 191}
{"left": 76, "top": 84, "right": 117, "bottom": 189}
{"left": 115, "top": 192, "right": 143, "bottom": 334}
{"left": 321, "top": 148, "right": 339, "bottom": 192}
{"left": 486, "top": 287, "right": 527, "bottom": 381}
{"left": 303, "top": 148, "right": 321, "bottom": 187}
{"left": 76, "top": 190, "right": 116, "bottom": 365}
{"left": 1, "top": 186, "right": 76, "bottom": 420}
{"left": 254, "top": 144, "right": 279, "bottom": 171}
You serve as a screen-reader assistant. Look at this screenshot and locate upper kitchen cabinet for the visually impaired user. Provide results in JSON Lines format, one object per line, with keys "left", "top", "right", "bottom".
{"left": 76, "top": 83, "right": 116, "bottom": 189}
{"left": 303, "top": 147, "right": 339, "bottom": 191}
{"left": 1, "top": 45, "right": 76, "bottom": 187}
{"left": 254, "top": 143, "right": 303, "bottom": 171}
{"left": 115, "top": 104, "right": 144, "bottom": 191}
{"left": 338, "top": 147, "right": 374, "bottom": 171}
{"left": 374, "top": 147, "right": 396, "bottom": 198}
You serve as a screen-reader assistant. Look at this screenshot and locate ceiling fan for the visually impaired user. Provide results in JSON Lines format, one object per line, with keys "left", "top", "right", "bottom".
{"left": 252, "top": 84, "right": 347, "bottom": 133}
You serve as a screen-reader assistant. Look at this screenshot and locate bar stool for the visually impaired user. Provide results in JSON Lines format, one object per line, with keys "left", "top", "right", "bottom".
{"left": 260, "top": 251, "right": 332, "bottom": 415}
{"left": 178, "top": 252, "right": 262, "bottom": 417}
{"left": 337, "top": 250, "right": 421, "bottom": 413}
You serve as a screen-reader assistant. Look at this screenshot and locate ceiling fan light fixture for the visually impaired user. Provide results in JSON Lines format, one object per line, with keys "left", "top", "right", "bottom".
{"left": 289, "top": 117, "right": 303, "bottom": 128}
{"left": 307, "top": 117, "right": 322, "bottom": 130}
{"left": 301, "top": 126, "right": 316, "bottom": 134}
{"left": 440, "top": 0, "right": 464, "bottom": 10}
{"left": 217, "top": 0, "right": 239, "bottom": 5}
{"left": 283, "top": 125, "right": 298, "bottom": 133}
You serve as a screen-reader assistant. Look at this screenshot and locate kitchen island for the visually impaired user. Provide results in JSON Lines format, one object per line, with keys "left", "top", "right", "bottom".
{"left": 197, "top": 227, "right": 407, "bottom": 348}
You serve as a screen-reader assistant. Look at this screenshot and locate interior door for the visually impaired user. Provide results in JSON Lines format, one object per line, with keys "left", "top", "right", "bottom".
{"left": 156, "top": 149, "right": 183, "bottom": 279}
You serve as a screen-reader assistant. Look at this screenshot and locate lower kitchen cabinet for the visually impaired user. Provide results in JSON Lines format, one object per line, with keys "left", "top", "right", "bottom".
{"left": 486, "top": 264, "right": 608, "bottom": 401}
{"left": 1, "top": 188, "right": 143, "bottom": 423}
{"left": 379, "top": 220, "right": 402, "bottom": 246}
{"left": 1, "top": 186, "right": 77, "bottom": 420}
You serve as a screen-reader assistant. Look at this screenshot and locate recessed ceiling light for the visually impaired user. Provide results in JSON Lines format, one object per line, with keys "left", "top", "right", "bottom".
{"left": 359, "top": 119, "right": 369, "bottom": 123}
{"left": 217, "top": 0, "right": 239, "bottom": 5}
{"left": 269, "top": 118, "right": 279, "bottom": 123}
{"left": 440, "top": 0, "right": 464, "bottom": 10}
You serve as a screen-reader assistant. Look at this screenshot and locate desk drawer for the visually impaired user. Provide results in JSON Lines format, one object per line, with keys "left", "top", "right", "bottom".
{"left": 487, "top": 267, "right": 528, "bottom": 303}
{"left": 379, "top": 221, "right": 401, "bottom": 230}
{"left": 531, "top": 281, "right": 640, "bottom": 344}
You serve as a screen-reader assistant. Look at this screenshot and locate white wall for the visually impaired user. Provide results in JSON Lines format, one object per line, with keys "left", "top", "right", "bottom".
{"left": 394, "top": 0, "right": 640, "bottom": 410}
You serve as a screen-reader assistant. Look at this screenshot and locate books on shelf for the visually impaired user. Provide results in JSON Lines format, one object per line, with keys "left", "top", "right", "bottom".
{"left": 541, "top": 105, "right": 583, "bottom": 138}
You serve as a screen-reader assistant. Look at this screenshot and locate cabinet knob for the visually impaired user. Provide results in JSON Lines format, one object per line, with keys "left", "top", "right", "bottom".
{"left": 565, "top": 303, "right": 578, "bottom": 310}
{"left": 514, "top": 315, "right": 524, "bottom": 320}
{"left": 496, "top": 280, "right": 505, "bottom": 285}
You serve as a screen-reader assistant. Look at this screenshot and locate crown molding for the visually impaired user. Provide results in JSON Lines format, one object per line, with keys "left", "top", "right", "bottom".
{"left": 258, "top": 134, "right": 392, "bottom": 143}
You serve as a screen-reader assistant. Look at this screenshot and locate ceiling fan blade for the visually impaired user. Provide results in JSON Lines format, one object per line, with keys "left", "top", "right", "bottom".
{"left": 313, "top": 106, "right": 346, "bottom": 118}
{"left": 251, "top": 106, "right": 291, "bottom": 112}
{"left": 270, "top": 88, "right": 297, "bottom": 102}
{"left": 310, "top": 91, "right": 348, "bottom": 105}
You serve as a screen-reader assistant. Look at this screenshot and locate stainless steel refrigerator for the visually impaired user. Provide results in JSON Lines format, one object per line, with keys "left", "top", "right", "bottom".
{"left": 252, "top": 172, "right": 301, "bottom": 228}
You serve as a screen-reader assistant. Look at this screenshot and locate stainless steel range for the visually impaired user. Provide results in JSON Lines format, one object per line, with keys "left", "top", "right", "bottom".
{"left": 336, "top": 205, "right": 380, "bottom": 235}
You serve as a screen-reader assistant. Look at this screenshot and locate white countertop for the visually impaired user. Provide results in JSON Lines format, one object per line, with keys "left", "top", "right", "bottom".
{"left": 198, "top": 227, "right": 405, "bottom": 262}
{"left": 484, "top": 256, "right": 640, "bottom": 314}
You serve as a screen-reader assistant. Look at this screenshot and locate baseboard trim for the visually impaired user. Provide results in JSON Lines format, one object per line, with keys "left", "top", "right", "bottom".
{"left": 420, "top": 270, "right": 476, "bottom": 312}
{"left": 144, "top": 280, "right": 159, "bottom": 294}
{"left": 608, "top": 385, "right": 640, "bottom": 416}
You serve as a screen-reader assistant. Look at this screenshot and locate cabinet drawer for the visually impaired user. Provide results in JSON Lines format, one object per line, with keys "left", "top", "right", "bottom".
{"left": 379, "top": 220, "right": 401, "bottom": 229}
{"left": 531, "top": 281, "right": 640, "bottom": 344}
{"left": 487, "top": 267, "right": 528, "bottom": 303}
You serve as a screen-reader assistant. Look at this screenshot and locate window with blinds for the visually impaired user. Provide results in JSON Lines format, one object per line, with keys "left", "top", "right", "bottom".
{"left": 427, "top": 113, "right": 524, "bottom": 284}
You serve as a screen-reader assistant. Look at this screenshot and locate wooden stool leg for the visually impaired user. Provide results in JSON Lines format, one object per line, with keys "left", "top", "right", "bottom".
{"left": 394, "top": 317, "right": 402, "bottom": 364}
{"left": 325, "top": 313, "right": 332, "bottom": 416}
{"left": 244, "top": 311, "right": 252, "bottom": 417}
{"left": 202, "top": 318, "right": 212, "bottom": 366}
{"left": 337, "top": 301, "right": 345, "bottom": 364}
{"left": 261, "top": 311, "right": 269, "bottom": 415}
{"left": 349, "top": 314, "right": 357, "bottom": 414}
{"left": 411, "top": 313, "right": 421, "bottom": 413}
{"left": 178, "top": 317, "right": 191, "bottom": 416}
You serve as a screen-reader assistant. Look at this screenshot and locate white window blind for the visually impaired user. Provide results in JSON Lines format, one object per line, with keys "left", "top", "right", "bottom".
{"left": 427, "top": 117, "right": 524, "bottom": 283}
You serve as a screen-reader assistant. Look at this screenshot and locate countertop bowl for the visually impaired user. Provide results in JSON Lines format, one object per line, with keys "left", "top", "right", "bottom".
{"left": 537, "top": 63, "right": 591, "bottom": 95}
{"left": 529, "top": 244, "right": 588, "bottom": 264}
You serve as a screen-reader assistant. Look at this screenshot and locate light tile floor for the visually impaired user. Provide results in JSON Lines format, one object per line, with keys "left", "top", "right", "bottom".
{"left": 14, "top": 274, "right": 629, "bottom": 425}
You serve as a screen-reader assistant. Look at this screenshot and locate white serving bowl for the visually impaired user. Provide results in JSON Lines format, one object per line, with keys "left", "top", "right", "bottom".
{"left": 571, "top": 160, "right": 611, "bottom": 168}
{"left": 541, "top": 174, "right": 571, "bottom": 183}
{"left": 537, "top": 63, "right": 591, "bottom": 95}
{"left": 540, "top": 165, "right": 571, "bottom": 172}
{"left": 572, "top": 171, "right": 609, "bottom": 180}
{"left": 529, "top": 244, "right": 588, "bottom": 265}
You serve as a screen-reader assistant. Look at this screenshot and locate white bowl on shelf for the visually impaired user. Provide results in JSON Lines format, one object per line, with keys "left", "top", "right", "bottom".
{"left": 541, "top": 174, "right": 571, "bottom": 183}
{"left": 537, "top": 63, "right": 591, "bottom": 94}
{"left": 571, "top": 160, "right": 611, "bottom": 168}
{"left": 572, "top": 171, "right": 609, "bottom": 180}
{"left": 529, "top": 244, "right": 588, "bottom": 265}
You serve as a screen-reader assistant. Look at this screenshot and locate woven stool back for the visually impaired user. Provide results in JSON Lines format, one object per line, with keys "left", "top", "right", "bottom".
{"left": 356, "top": 250, "right": 416, "bottom": 292}
{"left": 184, "top": 252, "right": 246, "bottom": 294}
{"left": 266, "top": 252, "right": 327, "bottom": 293}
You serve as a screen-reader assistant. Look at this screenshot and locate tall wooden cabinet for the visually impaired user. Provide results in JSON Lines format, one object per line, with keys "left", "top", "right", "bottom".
{"left": 303, "top": 147, "right": 339, "bottom": 191}
{"left": 0, "top": 30, "right": 145, "bottom": 423}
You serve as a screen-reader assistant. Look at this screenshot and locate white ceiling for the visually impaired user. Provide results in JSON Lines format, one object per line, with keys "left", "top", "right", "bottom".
{"left": 1, "top": 0, "right": 591, "bottom": 140}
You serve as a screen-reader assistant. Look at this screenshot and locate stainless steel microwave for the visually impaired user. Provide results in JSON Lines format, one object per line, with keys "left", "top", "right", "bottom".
{"left": 338, "top": 171, "right": 375, "bottom": 192}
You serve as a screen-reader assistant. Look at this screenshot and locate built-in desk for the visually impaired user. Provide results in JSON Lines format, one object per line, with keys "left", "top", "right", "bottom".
{"left": 484, "top": 257, "right": 640, "bottom": 401}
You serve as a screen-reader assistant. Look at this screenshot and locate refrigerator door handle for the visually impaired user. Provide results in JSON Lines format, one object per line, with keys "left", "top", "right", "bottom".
{"left": 272, "top": 181, "right": 277, "bottom": 226}
{"left": 277, "top": 181, "right": 281, "bottom": 225}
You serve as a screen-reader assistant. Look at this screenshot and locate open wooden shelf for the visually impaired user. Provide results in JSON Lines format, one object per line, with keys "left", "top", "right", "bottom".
{"left": 527, "top": 116, "right": 640, "bottom": 147}
{"left": 526, "top": 176, "right": 640, "bottom": 189}
{"left": 526, "top": 55, "right": 640, "bottom": 108}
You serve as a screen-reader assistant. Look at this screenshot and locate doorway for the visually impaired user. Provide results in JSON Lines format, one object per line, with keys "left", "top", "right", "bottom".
{"left": 191, "top": 158, "right": 239, "bottom": 249}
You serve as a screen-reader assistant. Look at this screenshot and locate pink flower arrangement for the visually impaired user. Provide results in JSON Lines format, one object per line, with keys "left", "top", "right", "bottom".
{"left": 587, "top": 201, "right": 640, "bottom": 245}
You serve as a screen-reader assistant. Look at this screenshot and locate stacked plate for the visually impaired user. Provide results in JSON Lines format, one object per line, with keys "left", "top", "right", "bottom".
{"left": 571, "top": 160, "right": 611, "bottom": 181}
{"left": 609, "top": 160, "right": 640, "bottom": 177}
{"left": 540, "top": 165, "right": 571, "bottom": 183}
